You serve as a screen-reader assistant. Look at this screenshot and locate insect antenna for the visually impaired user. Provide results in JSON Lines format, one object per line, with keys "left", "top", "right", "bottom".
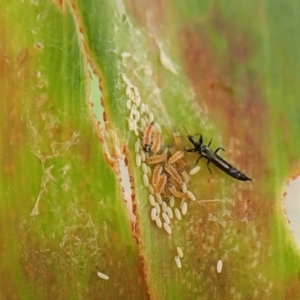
{"left": 183, "top": 126, "right": 201, "bottom": 137}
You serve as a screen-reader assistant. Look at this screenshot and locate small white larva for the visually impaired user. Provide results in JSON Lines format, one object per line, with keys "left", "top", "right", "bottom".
{"left": 133, "top": 88, "right": 141, "bottom": 107}
{"left": 127, "top": 99, "right": 132, "bottom": 110}
{"left": 181, "top": 202, "right": 187, "bottom": 215}
{"left": 126, "top": 85, "right": 134, "bottom": 99}
{"left": 187, "top": 190, "right": 196, "bottom": 201}
{"left": 149, "top": 194, "right": 155, "bottom": 206}
{"left": 177, "top": 247, "right": 184, "bottom": 258}
{"left": 180, "top": 199, "right": 185, "bottom": 208}
{"left": 121, "top": 52, "right": 131, "bottom": 58}
{"left": 147, "top": 166, "right": 152, "bottom": 177}
{"left": 156, "top": 193, "right": 162, "bottom": 205}
{"left": 140, "top": 103, "right": 146, "bottom": 115}
{"left": 136, "top": 96, "right": 141, "bottom": 108}
{"left": 189, "top": 165, "right": 201, "bottom": 175}
{"left": 97, "top": 271, "right": 109, "bottom": 280}
{"left": 136, "top": 154, "right": 141, "bottom": 167}
{"left": 149, "top": 111, "right": 154, "bottom": 123}
{"left": 151, "top": 207, "right": 157, "bottom": 221}
{"left": 134, "top": 110, "right": 140, "bottom": 122}
{"left": 169, "top": 196, "right": 175, "bottom": 207}
{"left": 143, "top": 174, "right": 149, "bottom": 187}
{"left": 181, "top": 182, "right": 187, "bottom": 193}
{"left": 127, "top": 118, "right": 134, "bottom": 131}
{"left": 144, "top": 104, "right": 149, "bottom": 115}
{"left": 162, "top": 201, "right": 167, "bottom": 213}
{"left": 175, "top": 256, "right": 182, "bottom": 268}
{"left": 166, "top": 207, "right": 173, "bottom": 219}
{"left": 134, "top": 128, "right": 139, "bottom": 137}
{"left": 163, "top": 222, "right": 172, "bottom": 235}
{"left": 162, "top": 212, "right": 171, "bottom": 224}
{"left": 131, "top": 103, "right": 137, "bottom": 114}
{"left": 133, "top": 85, "right": 139, "bottom": 95}
{"left": 154, "top": 202, "right": 161, "bottom": 214}
{"left": 155, "top": 216, "right": 162, "bottom": 228}
{"left": 217, "top": 260, "right": 223, "bottom": 273}
{"left": 122, "top": 73, "right": 132, "bottom": 85}
{"left": 154, "top": 122, "right": 161, "bottom": 132}
{"left": 142, "top": 163, "right": 148, "bottom": 175}
{"left": 175, "top": 208, "right": 182, "bottom": 221}
{"left": 140, "top": 151, "right": 146, "bottom": 162}
{"left": 148, "top": 184, "right": 155, "bottom": 195}
{"left": 143, "top": 115, "right": 150, "bottom": 125}
{"left": 135, "top": 140, "right": 140, "bottom": 153}
{"left": 140, "top": 117, "right": 146, "bottom": 129}
{"left": 131, "top": 119, "right": 137, "bottom": 132}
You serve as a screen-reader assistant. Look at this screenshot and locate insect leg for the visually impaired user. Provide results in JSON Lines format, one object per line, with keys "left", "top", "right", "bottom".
{"left": 195, "top": 155, "right": 203, "bottom": 165}
{"left": 214, "top": 147, "right": 225, "bottom": 154}
{"left": 199, "top": 134, "right": 203, "bottom": 144}
{"left": 206, "top": 160, "right": 212, "bottom": 174}
{"left": 184, "top": 147, "right": 198, "bottom": 153}
{"left": 207, "top": 138, "right": 212, "bottom": 147}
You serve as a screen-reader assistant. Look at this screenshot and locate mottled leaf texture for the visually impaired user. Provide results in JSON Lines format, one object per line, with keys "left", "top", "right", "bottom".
{"left": 0, "top": 0, "right": 300, "bottom": 299}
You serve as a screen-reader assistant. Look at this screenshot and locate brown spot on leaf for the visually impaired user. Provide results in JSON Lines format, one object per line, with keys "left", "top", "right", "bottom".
{"left": 51, "top": 0, "right": 66, "bottom": 9}
{"left": 0, "top": 39, "right": 27, "bottom": 180}
{"left": 180, "top": 12, "right": 270, "bottom": 180}
{"left": 283, "top": 275, "right": 300, "bottom": 300}
{"left": 17, "top": 48, "right": 28, "bottom": 64}
{"left": 34, "top": 43, "right": 44, "bottom": 51}
{"left": 125, "top": 0, "right": 165, "bottom": 30}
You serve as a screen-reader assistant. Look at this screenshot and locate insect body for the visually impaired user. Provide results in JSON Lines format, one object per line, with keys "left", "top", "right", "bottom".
{"left": 151, "top": 130, "right": 162, "bottom": 153}
{"left": 147, "top": 153, "right": 168, "bottom": 164}
{"left": 152, "top": 164, "right": 163, "bottom": 186}
{"left": 168, "top": 150, "right": 184, "bottom": 164}
{"left": 155, "top": 174, "right": 167, "bottom": 194}
{"left": 165, "top": 164, "right": 183, "bottom": 184}
{"left": 143, "top": 121, "right": 155, "bottom": 152}
{"left": 184, "top": 133, "right": 251, "bottom": 181}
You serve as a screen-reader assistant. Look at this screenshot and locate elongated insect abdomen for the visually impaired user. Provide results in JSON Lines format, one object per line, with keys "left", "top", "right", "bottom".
{"left": 147, "top": 153, "right": 167, "bottom": 164}
{"left": 143, "top": 122, "right": 154, "bottom": 152}
{"left": 165, "top": 164, "right": 183, "bottom": 184}
{"left": 228, "top": 167, "right": 251, "bottom": 181}
{"left": 168, "top": 184, "right": 187, "bottom": 198}
{"left": 168, "top": 150, "right": 184, "bottom": 164}
{"left": 173, "top": 130, "right": 182, "bottom": 146}
{"left": 152, "top": 164, "right": 163, "bottom": 186}
{"left": 155, "top": 174, "right": 167, "bottom": 194}
{"left": 151, "top": 130, "right": 162, "bottom": 153}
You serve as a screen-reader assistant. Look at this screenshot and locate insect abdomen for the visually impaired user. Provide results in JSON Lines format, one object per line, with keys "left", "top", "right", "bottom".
{"left": 210, "top": 159, "right": 251, "bottom": 181}
{"left": 228, "top": 167, "right": 251, "bottom": 181}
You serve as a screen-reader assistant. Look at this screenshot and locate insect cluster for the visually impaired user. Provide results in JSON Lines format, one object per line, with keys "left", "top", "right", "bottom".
{"left": 141, "top": 123, "right": 200, "bottom": 234}
{"left": 123, "top": 74, "right": 196, "bottom": 268}
{"left": 123, "top": 73, "right": 199, "bottom": 228}
{"left": 123, "top": 74, "right": 251, "bottom": 272}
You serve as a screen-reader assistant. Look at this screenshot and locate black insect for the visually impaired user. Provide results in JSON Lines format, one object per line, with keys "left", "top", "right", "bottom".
{"left": 184, "top": 132, "right": 251, "bottom": 181}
